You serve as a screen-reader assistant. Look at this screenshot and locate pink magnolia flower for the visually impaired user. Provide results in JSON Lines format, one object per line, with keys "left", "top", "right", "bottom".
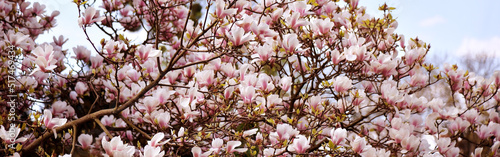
{"left": 72, "top": 45, "right": 91, "bottom": 62}
{"left": 210, "top": 138, "right": 224, "bottom": 154}
{"left": 142, "top": 96, "right": 160, "bottom": 113}
{"left": 52, "top": 35, "right": 67, "bottom": 47}
{"left": 0, "top": 125, "right": 27, "bottom": 144}
{"left": 182, "top": 108, "right": 200, "bottom": 123}
{"left": 472, "top": 147, "right": 483, "bottom": 157}
{"left": 477, "top": 124, "right": 493, "bottom": 139}
{"left": 290, "top": 1, "right": 312, "bottom": 17}
{"left": 285, "top": 12, "right": 309, "bottom": 30}
{"left": 78, "top": 134, "right": 93, "bottom": 149}
{"left": 266, "top": 94, "right": 282, "bottom": 109}
{"left": 280, "top": 76, "right": 292, "bottom": 92}
{"left": 224, "top": 86, "right": 235, "bottom": 99}
{"left": 263, "top": 148, "right": 285, "bottom": 157}
{"left": 271, "top": 8, "right": 284, "bottom": 22}
{"left": 492, "top": 141, "right": 500, "bottom": 156}
{"left": 78, "top": 7, "right": 105, "bottom": 27}
{"left": 240, "top": 86, "right": 256, "bottom": 104}
{"left": 192, "top": 146, "right": 212, "bottom": 157}
{"left": 117, "top": 66, "right": 132, "bottom": 81}
{"left": 6, "top": 30, "right": 29, "bottom": 48}
{"left": 30, "top": 2, "right": 46, "bottom": 15}
{"left": 91, "top": 55, "right": 104, "bottom": 69}
{"left": 274, "top": 123, "right": 299, "bottom": 141}
{"left": 75, "top": 82, "right": 88, "bottom": 95}
{"left": 101, "top": 136, "right": 135, "bottom": 157}
{"left": 226, "top": 141, "right": 248, "bottom": 153}
{"left": 408, "top": 114, "right": 423, "bottom": 127}
{"left": 207, "top": 58, "right": 222, "bottom": 71}
{"left": 332, "top": 76, "right": 352, "bottom": 94}
{"left": 437, "top": 137, "right": 451, "bottom": 154}
{"left": 136, "top": 44, "right": 161, "bottom": 62}
{"left": 51, "top": 100, "right": 68, "bottom": 116}
{"left": 451, "top": 117, "right": 470, "bottom": 133}
{"left": 215, "top": 0, "right": 237, "bottom": 18}
{"left": 323, "top": 2, "right": 338, "bottom": 15}
{"left": 490, "top": 109, "right": 500, "bottom": 123}
{"left": 181, "top": 66, "right": 196, "bottom": 79}
{"left": 330, "top": 128, "right": 347, "bottom": 146}
{"left": 241, "top": 73, "right": 259, "bottom": 87}
{"left": 32, "top": 71, "right": 50, "bottom": 85}
{"left": 166, "top": 70, "right": 181, "bottom": 84}
{"left": 409, "top": 71, "right": 427, "bottom": 87}
{"left": 349, "top": 0, "right": 359, "bottom": 9}
{"left": 118, "top": 5, "right": 133, "bottom": 16}
{"left": 251, "top": 23, "right": 278, "bottom": 38}
{"left": 462, "top": 108, "right": 479, "bottom": 124}
{"left": 101, "top": 115, "right": 115, "bottom": 127}
{"left": 238, "top": 63, "right": 251, "bottom": 81}
{"left": 312, "top": 18, "right": 334, "bottom": 35}
{"left": 344, "top": 45, "right": 368, "bottom": 62}
{"left": 155, "top": 112, "right": 171, "bottom": 129}
{"left": 43, "top": 109, "right": 67, "bottom": 138}
{"left": 381, "top": 80, "right": 404, "bottom": 106}
{"left": 194, "top": 70, "right": 215, "bottom": 87}
{"left": 233, "top": 0, "right": 248, "bottom": 12}
{"left": 242, "top": 128, "right": 258, "bottom": 137}
{"left": 257, "top": 74, "right": 275, "bottom": 92}
{"left": 282, "top": 34, "right": 301, "bottom": 54}
{"left": 127, "top": 69, "right": 140, "bottom": 82}
{"left": 404, "top": 47, "right": 426, "bottom": 65}
{"left": 446, "top": 147, "right": 460, "bottom": 157}
{"left": 401, "top": 135, "right": 419, "bottom": 152}
{"left": 103, "top": 40, "right": 126, "bottom": 58}
{"left": 141, "top": 145, "right": 165, "bottom": 157}
{"left": 351, "top": 136, "right": 367, "bottom": 154}
{"left": 425, "top": 113, "right": 439, "bottom": 134}
{"left": 147, "top": 133, "right": 168, "bottom": 147}
{"left": 288, "top": 135, "right": 310, "bottom": 153}
{"left": 236, "top": 14, "right": 255, "bottom": 32}
{"left": 226, "top": 27, "right": 255, "bottom": 46}
{"left": 70, "top": 91, "right": 78, "bottom": 101}
{"left": 330, "top": 49, "right": 344, "bottom": 64}
{"left": 31, "top": 44, "right": 57, "bottom": 74}
{"left": 370, "top": 53, "right": 397, "bottom": 77}
{"left": 493, "top": 71, "right": 500, "bottom": 86}
{"left": 388, "top": 126, "right": 410, "bottom": 144}
{"left": 308, "top": 95, "right": 323, "bottom": 111}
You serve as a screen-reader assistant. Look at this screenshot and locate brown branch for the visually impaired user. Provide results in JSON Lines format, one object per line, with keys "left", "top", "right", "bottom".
{"left": 22, "top": 108, "right": 112, "bottom": 153}
{"left": 22, "top": 12, "right": 219, "bottom": 155}
{"left": 307, "top": 138, "right": 328, "bottom": 152}
{"left": 70, "top": 125, "right": 77, "bottom": 155}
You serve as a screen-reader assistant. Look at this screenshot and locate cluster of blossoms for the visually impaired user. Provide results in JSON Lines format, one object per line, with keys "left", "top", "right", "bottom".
{"left": 1, "top": 0, "right": 500, "bottom": 156}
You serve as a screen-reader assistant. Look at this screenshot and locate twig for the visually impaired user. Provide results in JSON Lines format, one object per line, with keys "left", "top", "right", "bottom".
{"left": 94, "top": 118, "right": 113, "bottom": 139}
{"left": 118, "top": 114, "right": 152, "bottom": 139}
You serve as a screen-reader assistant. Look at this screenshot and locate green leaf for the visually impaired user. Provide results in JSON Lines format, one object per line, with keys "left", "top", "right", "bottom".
{"left": 267, "top": 119, "right": 275, "bottom": 125}
{"left": 328, "top": 140, "right": 335, "bottom": 149}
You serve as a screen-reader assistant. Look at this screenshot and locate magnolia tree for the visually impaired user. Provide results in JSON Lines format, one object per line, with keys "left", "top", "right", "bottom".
{"left": 1, "top": 0, "right": 500, "bottom": 156}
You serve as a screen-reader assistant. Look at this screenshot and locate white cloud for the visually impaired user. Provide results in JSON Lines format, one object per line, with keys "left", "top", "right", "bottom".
{"left": 455, "top": 36, "right": 500, "bottom": 56}
{"left": 419, "top": 15, "right": 446, "bottom": 27}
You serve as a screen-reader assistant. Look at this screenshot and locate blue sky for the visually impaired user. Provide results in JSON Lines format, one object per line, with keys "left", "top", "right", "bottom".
{"left": 32, "top": 0, "right": 500, "bottom": 65}
{"left": 361, "top": 0, "right": 500, "bottom": 59}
